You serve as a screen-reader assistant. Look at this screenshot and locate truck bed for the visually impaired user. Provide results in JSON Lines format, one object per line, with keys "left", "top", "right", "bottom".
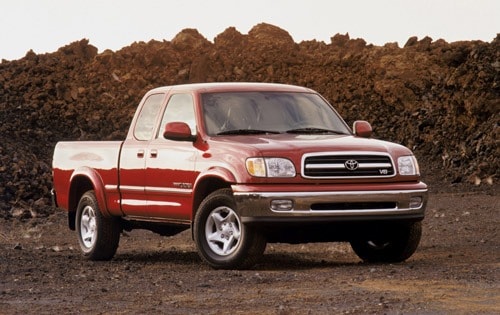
{"left": 52, "top": 141, "right": 123, "bottom": 214}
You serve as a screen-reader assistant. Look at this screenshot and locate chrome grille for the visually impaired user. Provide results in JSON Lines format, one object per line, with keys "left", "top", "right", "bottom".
{"left": 302, "top": 152, "right": 395, "bottom": 178}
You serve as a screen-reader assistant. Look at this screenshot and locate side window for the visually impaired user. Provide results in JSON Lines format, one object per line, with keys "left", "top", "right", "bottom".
{"left": 134, "top": 93, "right": 165, "bottom": 140}
{"left": 158, "top": 93, "right": 196, "bottom": 138}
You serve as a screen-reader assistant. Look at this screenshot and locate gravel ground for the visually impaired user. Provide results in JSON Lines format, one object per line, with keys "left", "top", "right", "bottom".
{"left": 1, "top": 191, "right": 499, "bottom": 314}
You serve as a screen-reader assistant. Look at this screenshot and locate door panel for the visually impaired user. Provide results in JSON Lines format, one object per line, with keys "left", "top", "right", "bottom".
{"left": 119, "top": 140, "right": 147, "bottom": 216}
{"left": 145, "top": 140, "right": 198, "bottom": 220}
{"left": 118, "top": 93, "right": 165, "bottom": 216}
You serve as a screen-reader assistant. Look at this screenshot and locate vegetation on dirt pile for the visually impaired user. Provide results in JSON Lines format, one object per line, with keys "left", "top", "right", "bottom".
{"left": 0, "top": 23, "right": 498, "bottom": 218}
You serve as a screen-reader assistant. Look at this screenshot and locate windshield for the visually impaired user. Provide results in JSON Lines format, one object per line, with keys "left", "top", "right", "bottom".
{"left": 201, "top": 92, "right": 351, "bottom": 136}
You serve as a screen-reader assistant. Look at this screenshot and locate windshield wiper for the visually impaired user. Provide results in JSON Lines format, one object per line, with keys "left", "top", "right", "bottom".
{"left": 217, "top": 129, "right": 281, "bottom": 135}
{"left": 285, "top": 127, "right": 347, "bottom": 135}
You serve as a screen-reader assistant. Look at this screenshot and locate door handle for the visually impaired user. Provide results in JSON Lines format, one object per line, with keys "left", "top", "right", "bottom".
{"left": 137, "top": 149, "right": 145, "bottom": 158}
{"left": 150, "top": 149, "right": 158, "bottom": 158}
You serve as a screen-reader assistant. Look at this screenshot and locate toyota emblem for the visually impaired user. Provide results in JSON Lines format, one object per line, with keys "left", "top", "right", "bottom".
{"left": 344, "top": 159, "right": 359, "bottom": 171}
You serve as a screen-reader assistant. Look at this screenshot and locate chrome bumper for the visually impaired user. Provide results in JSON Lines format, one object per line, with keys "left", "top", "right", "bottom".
{"left": 233, "top": 188, "right": 427, "bottom": 223}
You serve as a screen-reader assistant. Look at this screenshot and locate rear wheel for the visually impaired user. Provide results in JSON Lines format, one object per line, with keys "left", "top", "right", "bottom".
{"left": 76, "top": 191, "right": 121, "bottom": 260}
{"left": 194, "top": 189, "right": 266, "bottom": 269}
{"left": 350, "top": 222, "right": 422, "bottom": 263}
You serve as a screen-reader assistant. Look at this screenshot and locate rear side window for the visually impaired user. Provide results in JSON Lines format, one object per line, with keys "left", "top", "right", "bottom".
{"left": 134, "top": 93, "right": 165, "bottom": 140}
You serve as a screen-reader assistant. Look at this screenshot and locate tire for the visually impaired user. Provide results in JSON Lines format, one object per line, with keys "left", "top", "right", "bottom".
{"left": 194, "top": 189, "right": 266, "bottom": 269}
{"left": 76, "top": 191, "right": 121, "bottom": 260}
{"left": 350, "top": 222, "right": 422, "bottom": 263}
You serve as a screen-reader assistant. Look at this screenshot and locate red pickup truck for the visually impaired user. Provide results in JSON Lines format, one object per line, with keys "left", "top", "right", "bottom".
{"left": 52, "top": 82, "right": 427, "bottom": 269}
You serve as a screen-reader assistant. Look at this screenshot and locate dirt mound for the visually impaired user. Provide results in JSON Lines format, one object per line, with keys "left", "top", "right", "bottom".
{"left": 0, "top": 23, "right": 498, "bottom": 218}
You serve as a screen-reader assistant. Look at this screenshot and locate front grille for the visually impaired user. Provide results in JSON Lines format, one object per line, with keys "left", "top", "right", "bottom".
{"left": 302, "top": 152, "right": 395, "bottom": 178}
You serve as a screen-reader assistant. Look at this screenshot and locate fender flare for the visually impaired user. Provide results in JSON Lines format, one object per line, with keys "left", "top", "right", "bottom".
{"left": 191, "top": 166, "right": 237, "bottom": 216}
{"left": 69, "top": 166, "right": 112, "bottom": 217}
{"left": 194, "top": 166, "right": 237, "bottom": 189}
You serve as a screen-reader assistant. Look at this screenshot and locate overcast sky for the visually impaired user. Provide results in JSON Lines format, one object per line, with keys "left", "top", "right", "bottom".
{"left": 1, "top": 0, "right": 498, "bottom": 61}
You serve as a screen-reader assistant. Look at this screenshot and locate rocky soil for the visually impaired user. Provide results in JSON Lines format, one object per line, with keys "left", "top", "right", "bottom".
{"left": 0, "top": 23, "right": 498, "bottom": 218}
{"left": 0, "top": 23, "right": 499, "bottom": 314}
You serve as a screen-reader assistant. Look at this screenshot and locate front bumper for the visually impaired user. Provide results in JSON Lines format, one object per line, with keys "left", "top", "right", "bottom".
{"left": 233, "top": 185, "right": 427, "bottom": 224}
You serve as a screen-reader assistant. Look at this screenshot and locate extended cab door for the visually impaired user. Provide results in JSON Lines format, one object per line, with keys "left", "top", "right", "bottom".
{"left": 119, "top": 93, "right": 166, "bottom": 216}
{"left": 144, "top": 93, "right": 198, "bottom": 221}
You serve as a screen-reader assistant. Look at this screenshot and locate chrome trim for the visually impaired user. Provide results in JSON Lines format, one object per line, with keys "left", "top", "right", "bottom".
{"left": 119, "top": 185, "right": 144, "bottom": 192}
{"left": 121, "top": 199, "right": 147, "bottom": 206}
{"left": 301, "top": 151, "right": 396, "bottom": 179}
{"left": 305, "top": 163, "right": 392, "bottom": 169}
{"left": 117, "top": 185, "right": 192, "bottom": 195}
{"left": 105, "top": 184, "right": 119, "bottom": 192}
{"left": 233, "top": 189, "right": 427, "bottom": 218}
{"left": 146, "top": 200, "right": 181, "bottom": 207}
{"left": 145, "top": 186, "right": 192, "bottom": 195}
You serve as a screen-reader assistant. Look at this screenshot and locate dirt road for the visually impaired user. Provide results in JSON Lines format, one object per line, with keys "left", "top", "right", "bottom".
{"left": 1, "top": 191, "right": 498, "bottom": 314}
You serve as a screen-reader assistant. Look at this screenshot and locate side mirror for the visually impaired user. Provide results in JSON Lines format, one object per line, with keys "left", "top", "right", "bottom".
{"left": 163, "top": 122, "right": 196, "bottom": 141}
{"left": 353, "top": 120, "right": 372, "bottom": 138}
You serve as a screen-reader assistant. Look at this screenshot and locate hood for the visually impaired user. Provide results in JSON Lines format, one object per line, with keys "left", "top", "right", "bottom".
{"left": 208, "top": 133, "right": 412, "bottom": 158}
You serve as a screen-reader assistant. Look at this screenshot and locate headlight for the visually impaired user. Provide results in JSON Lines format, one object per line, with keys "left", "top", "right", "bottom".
{"left": 246, "top": 158, "right": 296, "bottom": 177}
{"left": 397, "top": 155, "right": 420, "bottom": 176}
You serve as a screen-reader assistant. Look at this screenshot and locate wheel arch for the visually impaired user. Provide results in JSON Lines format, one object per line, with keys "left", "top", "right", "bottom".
{"left": 191, "top": 169, "right": 236, "bottom": 234}
{"left": 68, "top": 167, "right": 110, "bottom": 230}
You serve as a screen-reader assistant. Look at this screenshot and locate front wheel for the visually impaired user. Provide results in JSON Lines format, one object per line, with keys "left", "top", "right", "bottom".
{"left": 76, "top": 191, "right": 121, "bottom": 260}
{"left": 194, "top": 189, "right": 266, "bottom": 269}
{"left": 350, "top": 222, "right": 422, "bottom": 263}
